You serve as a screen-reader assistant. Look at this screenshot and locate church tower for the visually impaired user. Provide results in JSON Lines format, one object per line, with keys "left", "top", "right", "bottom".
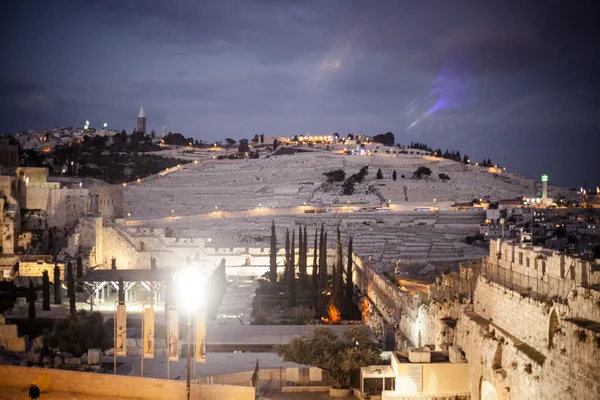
{"left": 137, "top": 106, "right": 146, "bottom": 135}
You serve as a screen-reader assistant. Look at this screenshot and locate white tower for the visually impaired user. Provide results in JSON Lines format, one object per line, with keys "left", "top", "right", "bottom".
{"left": 162, "top": 125, "right": 166, "bottom": 138}
{"left": 541, "top": 174, "right": 548, "bottom": 199}
{"left": 137, "top": 106, "right": 146, "bottom": 135}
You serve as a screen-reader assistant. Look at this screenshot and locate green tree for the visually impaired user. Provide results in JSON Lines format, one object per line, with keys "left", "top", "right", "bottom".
{"left": 299, "top": 226, "right": 308, "bottom": 289}
{"left": 376, "top": 168, "right": 383, "bottom": 179}
{"left": 275, "top": 326, "right": 380, "bottom": 389}
{"left": 111, "top": 257, "right": 117, "bottom": 270}
{"left": 323, "top": 169, "right": 346, "bottom": 183}
{"left": 224, "top": 138, "right": 237, "bottom": 154}
{"left": 288, "top": 230, "right": 297, "bottom": 308}
{"left": 67, "top": 261, "right": 76, "bottom": 315}
{"left": 269, "top": 221, "right": 277, "bottom": 283}
{"left": 392, "top": 170, "right": 397, "bottom": 181}
{"left": 319, "top": 229, "right": 327, "bottom": 291}
{"left": 27, "top": 278, "right": 37, "bottom": 319}
{"left": 42, "top": 270, "right": 50, "bottom": 311}
{"left": 284, "top": 229, "right": 290, "bottom": 282}
{"left": 76, "top": 257, "right": 83, "bottom": 293}
{"left": 413, "top": 166, "right": 432, "bottom": 179}
{"left": 311, "top": 227, "right": 319, "bottom": 309}
{"left": 238, "top": 139, "right": 249, "bottom": 154}
{"left": 53, "top": 265, "right": 62, "bottom": 305}
{"left": 44, "top": 310, "right": 108, "bottom": 357}
{"left": 317, "top": 230, "right": 328, "bottom": 316}
{"left": 333, "top": 228, "right": 344, "bottom": 310}
{"left": 344, "top": 237, "right": 354, "bottom": 317}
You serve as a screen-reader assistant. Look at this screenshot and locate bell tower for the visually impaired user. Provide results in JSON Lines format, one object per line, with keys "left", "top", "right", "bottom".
{"left": 137, "top": 106, "right": 146, "bottom": 135}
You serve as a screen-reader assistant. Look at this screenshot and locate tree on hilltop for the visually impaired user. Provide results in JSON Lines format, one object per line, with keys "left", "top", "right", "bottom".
{"left": 413, "top": 166, "right": 432, "bottom": 179}
{"left": 224, "top": 138, "right": 237, "bottom": 154}
{"left": 376, "top": 168, "right": 383, "bottom": 180}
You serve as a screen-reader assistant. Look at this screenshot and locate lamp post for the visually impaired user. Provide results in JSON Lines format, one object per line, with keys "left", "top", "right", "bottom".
{"left": 175, "top": 268, "right": 205, "bottom": 400}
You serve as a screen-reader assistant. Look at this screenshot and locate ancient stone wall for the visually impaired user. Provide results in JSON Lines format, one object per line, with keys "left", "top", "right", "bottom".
{"left": 356, "top": 248, "right": 600, "bottom": 400}
{"left": 74, "top": 216, "right": 103, "bottom": 266}
{"left": 92, "top": 185, "right": 124, "bottom": 221}
{"left": 0, "top": 365, "right": 254, "bottom": 400}
{"left": 18, "top": 261, "right": 64, "bottom": 283}
{"left": 22, "top": 186, "right": 88, "bottom": 229}
{"left": 101, "top": 224, "right": 335, "bottom": 271}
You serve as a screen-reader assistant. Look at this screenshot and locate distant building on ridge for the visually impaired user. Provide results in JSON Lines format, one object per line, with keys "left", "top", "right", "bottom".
{"left": 137, "top": 106, "right": 146, "bottom": 135}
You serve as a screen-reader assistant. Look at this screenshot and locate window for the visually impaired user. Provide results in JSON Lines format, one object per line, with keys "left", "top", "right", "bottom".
{"left": 518, "top": 253, "right": 523, "bottom": 265}
{"left": 542, "top": 260, "right": 546, "bottom": 274}
{"left": 526, "top": 258, "right": 530, "bottom": 268}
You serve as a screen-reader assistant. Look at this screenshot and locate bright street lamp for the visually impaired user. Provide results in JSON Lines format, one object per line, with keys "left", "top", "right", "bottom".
{"left": 174, "top": 268, "right": 206, "bottom": 400}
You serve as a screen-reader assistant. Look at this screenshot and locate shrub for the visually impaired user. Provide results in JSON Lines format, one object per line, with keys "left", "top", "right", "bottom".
{"left": 342, "top": 179, "right": 355, "bottom": 195}
{"left": 438, "top": 173, "right": 450, "bottom": 181}
{"left": 376, "top": 169, "right": 383, "bottom": 179}
{"left": 285, "top": 306, "right": 314, "bottom": 325}
{"left": 323, "top": 169, "right": 346, "bottom": 183}
{"left": 413, "top": 166, "right": 432, "bottom": 179}
{"left": 44, "top": 310, "right": 108, "bottom": 357}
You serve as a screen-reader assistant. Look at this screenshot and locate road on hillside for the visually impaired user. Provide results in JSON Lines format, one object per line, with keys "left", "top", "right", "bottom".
{"left": 125, "top": 204, "right": 465, "bottom": 226}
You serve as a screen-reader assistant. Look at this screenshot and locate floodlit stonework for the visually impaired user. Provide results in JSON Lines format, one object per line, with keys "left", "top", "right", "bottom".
{"left": 355, "top": 241, "right": 600, "bottom": 399}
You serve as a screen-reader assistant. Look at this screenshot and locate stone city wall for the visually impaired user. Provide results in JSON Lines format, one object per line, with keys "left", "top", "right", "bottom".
{"left": 18, "top": 261, "right": 64, "bottom": 283}
{"left": 22, "top": 186, "right": 88, "bottom": 229}
{"left": 355, "top": 248, "right": 600, "bottom": 400}
{"left": 0, "top": 365, "right": 254, "bottom": 400}
{"left": 490, "top": 239, "right": 600, "bottom": 286}
{"left": 102, "top": 224, "right": 335, "bottom": 272}
{"left": 455, "top": 276, "right": 600, "bottom": 400}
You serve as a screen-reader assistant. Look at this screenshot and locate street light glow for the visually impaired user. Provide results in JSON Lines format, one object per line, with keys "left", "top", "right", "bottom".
{"left": 174, "top": 268, "right": 206, "bottom": 313}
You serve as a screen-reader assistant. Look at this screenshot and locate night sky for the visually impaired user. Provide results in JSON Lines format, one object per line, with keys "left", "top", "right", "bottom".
{"left": 1, "top": 1, "right": 599, "bottom": 188}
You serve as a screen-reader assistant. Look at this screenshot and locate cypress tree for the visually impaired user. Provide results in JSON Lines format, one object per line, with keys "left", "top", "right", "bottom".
{"left": 288, "top": 229, "right": 296, "bottom": 308}
{"left": 111, "top": 257, "right": 117, "bottom": 270}
{"left": 118, "top": 277, "right": 125, "bottom": 304}
{"left": 311, "top": 227, "right": 319, "bottom": 309}
{"left": 298, "top": 225, "right": 303, "bottom": 280}
{"left": 334, "top": 228, "right": 344, "bottom": 310}
{"left": 27, "top": 278, "right": 36, "bottom": 319}
{"left": 76, "top": 256, "right": 83, "bottom": 292}
{"left": 42, "top": 270, "right": 50, "bottom": 311}
{"left": 392, "top": 170, "right": 397, "bottom": 181}
{"left": 269, "top": 221, "right": 277, "bottom": 283}
{"left": 344, "top": 236, "right": 354, "bottom": 316}
{"left": 53, "top": 264, "right": 62, "bottom": 305}
{"left": 284, "top": 229, "right": 290, "bottom": 282}
{"left": 291, "top": 229, "right": 295, "bottom": 279}
{"left": 67, "top": 261, "right": 76, "bottom": 315}
{"left": 317, "top": 230, "right": 328, "bottom": 316}
{"left": 299, "top": 226, "right": 308, "bottom": 289}
{"left": 331, "top": 231, "right": 338, "bottom": 307}
{"left": 319, "top": 229, "right": 327, "bottom": 290}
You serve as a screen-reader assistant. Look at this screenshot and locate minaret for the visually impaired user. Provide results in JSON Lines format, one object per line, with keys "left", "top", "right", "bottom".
{"left": 541, "top": 174, "right": 548, "bottom": 199}
{"left": 137, "top": 106, "right": 146, "bottom": 135}
{"left": 161, "top": 125, "right": 166, "bottom": 138}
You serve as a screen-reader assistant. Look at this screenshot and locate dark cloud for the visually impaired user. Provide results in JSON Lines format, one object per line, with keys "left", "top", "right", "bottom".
{"left": 0, "top": 0, "right": 599, "bottom": 186}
